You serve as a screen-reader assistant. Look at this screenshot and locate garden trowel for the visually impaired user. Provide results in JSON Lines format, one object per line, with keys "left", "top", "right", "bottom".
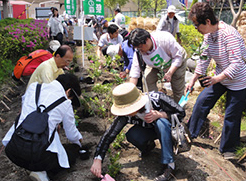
{"left": 178, "top": 90, "right": 191, "bottom": 107}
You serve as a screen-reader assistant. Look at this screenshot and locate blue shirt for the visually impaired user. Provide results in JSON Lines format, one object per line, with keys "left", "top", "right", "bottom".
{"left": 122, "top": 40, "right": 134, "bottom": 71}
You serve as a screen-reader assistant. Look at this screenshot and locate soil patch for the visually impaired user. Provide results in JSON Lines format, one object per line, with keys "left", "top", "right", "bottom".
{"left": 0, "top": 45, "right": 245, "bottom": 181}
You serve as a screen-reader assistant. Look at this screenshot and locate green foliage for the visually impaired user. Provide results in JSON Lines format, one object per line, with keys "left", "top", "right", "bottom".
{"left": 0, "top": 19, "right": 49, "bottom": 64}
{"left": 189, "top": 0, "right": 198, "bottom": 9}
{"left": 235, "top": 143, "right": 246, "bottom": 158}
{"left": 112, "top": 131, "right": 126, "bottom": 149}
{"left": 157, "top": 61, "right": 167, "bottom": 84}
{"left": 92, "top": 83, "right": 113, "bottom": 94}
{"left": 241, "top": 119, "right": 246, "bottom": 131}
{"left": 211, "top": 122, "right": 221, "bottom": 129}
{"left": 74, "top": 110, "right": 80, "bottom": 127}
{"left": 125, "top": 16, "right": 131, "bottom": 25}
{"left": 88, "top": 61, "right": 102, "bottom": 79}
{"left": 191, "top": 43, "right": 209, "bottom": 60}
{"left": 0, "top": 18, "right": 49, "bottom": 83}
{"left": 179, "top": 24, "right": 204, "bottom": 58}
{"left": 89, "top": 96, "right": 106, "bottom": 117}
{"left": 215, "top": 93, "right": 226, "bottom": 114}
{"left": 0, "top": 18, "right": 33, "bottom": 28}
{"left": 107, "top": 149, "right": 122, "bottom": 178}
{"left": 0, "top": 59, "right": 14, "bottom": 83}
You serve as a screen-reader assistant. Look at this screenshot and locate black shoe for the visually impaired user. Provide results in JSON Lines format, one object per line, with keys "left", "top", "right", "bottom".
{"left": 154, "top": 166, "right": 174, "bottom": 181}
{"left": 140, "top": 141, "right": 155, "bottom": 157}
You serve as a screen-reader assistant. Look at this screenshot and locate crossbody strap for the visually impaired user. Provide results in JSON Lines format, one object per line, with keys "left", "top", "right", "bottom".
{"left": 44, "top": 97, "right": 67, "bottom": 112}
{"left": 35, "top": 84, "right": 42, "bottom": 106}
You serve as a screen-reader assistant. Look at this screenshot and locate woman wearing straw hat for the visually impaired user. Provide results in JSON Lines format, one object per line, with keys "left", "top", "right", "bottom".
{"left": 90, "top": 82, "right": 185, "bottom": 181}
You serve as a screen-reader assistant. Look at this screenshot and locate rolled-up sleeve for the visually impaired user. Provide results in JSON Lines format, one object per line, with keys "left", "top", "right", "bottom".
{"left": 129, "top": 52, "right": 141, "bottom": 78}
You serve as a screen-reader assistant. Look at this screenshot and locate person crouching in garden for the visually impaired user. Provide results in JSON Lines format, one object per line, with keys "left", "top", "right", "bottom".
{"left": 90, "top": 82, "right": 185, "bottom": 181}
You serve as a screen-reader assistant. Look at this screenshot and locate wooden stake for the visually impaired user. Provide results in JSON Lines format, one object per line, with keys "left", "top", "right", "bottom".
{"left": 238, "top": 151, "right": 246, "bottom": 163}
{"left": 214, "top": 133, "right": 222, "bottom": 144}
{"left": 11, "top": 81, "right": 18, "bottom": 88}
{"left": 3, "top": 95, "right": 12, "bottom": 102}
{"left": 1, "top": 100, "right": 10, "bottom": 111}
{"left": 0, "top": 117, "right": 5, "bottom": 123}
{"left": 19, "top": 78, "right": 26, "bottom": 85}
{"left": 8, "top": 88, "right": 15, "bottom": 94}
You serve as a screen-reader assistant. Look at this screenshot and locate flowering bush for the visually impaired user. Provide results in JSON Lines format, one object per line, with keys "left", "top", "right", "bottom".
{"left": 0, "top": 18, "right": 49, "bottom": 83}
{"left": 0, "top": 19, "right": 49, "bottom": 64}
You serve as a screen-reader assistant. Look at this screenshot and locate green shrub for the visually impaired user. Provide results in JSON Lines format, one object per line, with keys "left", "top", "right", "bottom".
{"left": 0, "top": 18, "right": 49, "bottom": 84}
{"left": 0, "top": 58, "right": 14, "bottom": 83}
{"left": 179, "top": 24, "right": 204, "bottom": 58}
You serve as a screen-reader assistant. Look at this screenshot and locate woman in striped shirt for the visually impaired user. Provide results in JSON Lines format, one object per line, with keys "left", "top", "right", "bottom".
{"left": 186, "top": 2, "right": 246, "bottom": 159}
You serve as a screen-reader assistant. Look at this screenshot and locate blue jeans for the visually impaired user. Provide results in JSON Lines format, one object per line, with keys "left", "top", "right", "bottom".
{"left": 126, "top": 118, "right": 174, "bottom": 164}
{"left": 188, "top": 83, "right": 246, "bottom": 153}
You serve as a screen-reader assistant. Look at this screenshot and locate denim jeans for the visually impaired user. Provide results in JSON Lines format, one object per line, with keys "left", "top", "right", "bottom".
{"left": 126, "top": 118, "right": 174, "bottom": 164}
{"left": 188, "top": 83, "right": 246, "bottom": 153}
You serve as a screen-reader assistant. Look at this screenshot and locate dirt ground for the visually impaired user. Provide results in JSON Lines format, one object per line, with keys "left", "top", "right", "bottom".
{"left": 0, "top": 45, "right": 246, "bottom": 181}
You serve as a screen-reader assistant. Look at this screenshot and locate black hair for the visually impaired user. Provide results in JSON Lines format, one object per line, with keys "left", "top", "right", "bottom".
{"left": 115, "top": 8, "right": 121, "bottom": 13}
{"left": 56, "top": 73, "right": 81, "bottom": 98}
{"left": 52, "top": 8, "right": 59, "bottom": 17}
{"left": 54, "top": 45, "right": 73, "bottom": 58}
{"left": 47, "top": 47, "right": 54, "bottom": 54}
{"left": 101, "top": 46, "right": 109, "bottom": 56}
{"left": 128, "top": 28, "right": 150, "bottom": 47}
{"left": 107, "top": 24, "right": 119, "bottom": 34}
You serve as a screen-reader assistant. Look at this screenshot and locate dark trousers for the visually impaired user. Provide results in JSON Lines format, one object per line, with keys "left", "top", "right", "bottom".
{"left": 126, "top": 118, "right": 174, "bottom": 164}
{"left": 30, "top": 143, "right": 80, "bottom": 173}
{"left": 52, "top": 32, "right": 63, "bottom": 45}
{"left": 187, "top": 83, "right": 246, "bottom": 153}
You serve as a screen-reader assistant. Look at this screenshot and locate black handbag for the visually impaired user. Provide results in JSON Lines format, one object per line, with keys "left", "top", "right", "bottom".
{"left": 171, "top": 114, "right": 192, "bottom": 154}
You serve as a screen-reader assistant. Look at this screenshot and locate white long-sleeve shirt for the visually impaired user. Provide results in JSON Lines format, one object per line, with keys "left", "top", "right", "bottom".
{"left": 2, "top": 80, "right": 82, "bottom": 168}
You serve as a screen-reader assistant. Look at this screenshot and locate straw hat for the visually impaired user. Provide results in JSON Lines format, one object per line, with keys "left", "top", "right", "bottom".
{"left": 111, "top": 83, "right": 147, "bottom": 116}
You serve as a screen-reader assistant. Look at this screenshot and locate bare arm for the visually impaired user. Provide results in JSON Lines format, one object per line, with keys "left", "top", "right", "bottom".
{"left": 129, "top": 77, "right": 138, "bottom": 85}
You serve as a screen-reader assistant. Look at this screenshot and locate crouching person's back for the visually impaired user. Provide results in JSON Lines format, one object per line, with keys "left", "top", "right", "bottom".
{"left": 2, "top": 73, "right": 83, "bottom": 181}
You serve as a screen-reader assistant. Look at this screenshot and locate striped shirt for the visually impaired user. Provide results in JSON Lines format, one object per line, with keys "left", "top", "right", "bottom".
{"left": 195, "top": 21, "right": 246, "bottom": 90}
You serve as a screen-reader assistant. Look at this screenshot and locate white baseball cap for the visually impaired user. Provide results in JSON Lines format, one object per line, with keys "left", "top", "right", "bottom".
{"left": 106, "top": 44, "right": 120, "bottom": 59}
{"left": 49, "top": 40, "right": 61, "bottom": 52}
{"left": 167, "top": 5, "right": 176, "bottom": 13}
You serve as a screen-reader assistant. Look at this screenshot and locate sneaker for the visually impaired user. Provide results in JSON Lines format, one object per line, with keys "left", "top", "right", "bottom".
{"left": 140, "top": 141, "right": 156, "bottom": 157}
{"left": 154, "top": 166, "right": 174, "bottom": 181}
{"left": 223, "top": 152, "right": 236, "bottom": 160}
{"left": 29, "top": 171, "right": 49, "bottom": 181}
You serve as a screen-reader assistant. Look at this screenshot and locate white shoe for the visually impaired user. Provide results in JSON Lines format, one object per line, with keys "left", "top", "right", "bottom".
{"left": 29, "top": 171, "right": 49, "bottom": 181}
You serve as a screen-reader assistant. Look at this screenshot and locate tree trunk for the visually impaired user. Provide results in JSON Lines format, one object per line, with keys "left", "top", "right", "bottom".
{"left": 229, "top": 0, "right": 244, "bottom": 28}
{"left": 3, "top": 0, "right": 9, "bottom": 19}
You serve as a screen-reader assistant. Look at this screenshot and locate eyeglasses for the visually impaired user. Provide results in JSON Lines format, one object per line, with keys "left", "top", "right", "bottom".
{"left": 193, "top": 22, "right": 201, "bottom": 29}
{"left": 64, "top": 59, "right": 72, "bottom": 65}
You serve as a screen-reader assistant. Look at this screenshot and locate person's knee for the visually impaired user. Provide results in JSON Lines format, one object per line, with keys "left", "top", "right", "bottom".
{"left": 156, "top": 118, "right": 171, "bottom": 131}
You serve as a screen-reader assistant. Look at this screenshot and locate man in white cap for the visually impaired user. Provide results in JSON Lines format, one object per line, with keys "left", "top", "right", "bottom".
{"left": 27, "top": 45, "right": 73, "bottom": 88}
{"left": 156, "top": 5, "right": 181, "bottom": 44}
{"left": 90, "top": 82, "right": 185, "bottom": 181}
